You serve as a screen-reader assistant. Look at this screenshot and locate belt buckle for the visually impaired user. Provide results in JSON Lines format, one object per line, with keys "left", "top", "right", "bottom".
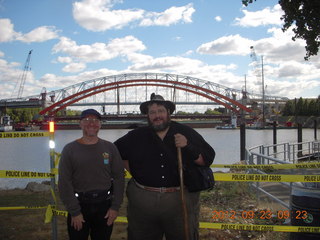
{"left": 160, "top": 187, "right": 166, "bottom": 193}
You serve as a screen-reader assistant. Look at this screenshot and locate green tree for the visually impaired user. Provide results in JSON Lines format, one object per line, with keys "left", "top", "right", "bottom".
{"left": 204, "top": 108, "right": 222, "bottom": 115}
{"left": 308, "top": 99, "right": 316, "bottom": 116}
{"left": 243, "top": 0, "right": 320, "bottom": 60}
{"left": 282, "top": 100, "right": 294, "bottom": 116}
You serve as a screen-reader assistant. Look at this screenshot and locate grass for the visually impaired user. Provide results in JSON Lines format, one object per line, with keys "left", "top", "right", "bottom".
{"left": 0, "top": 181, "right": 290, "bottom": 240}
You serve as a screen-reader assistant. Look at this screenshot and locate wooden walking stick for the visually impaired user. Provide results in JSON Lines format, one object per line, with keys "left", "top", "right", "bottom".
{"left": 177, "top": 147, "right": 190, "bottom": 240}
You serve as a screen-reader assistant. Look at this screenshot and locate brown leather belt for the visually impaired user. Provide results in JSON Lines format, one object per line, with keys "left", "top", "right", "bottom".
{"left": 134, "top": 180, "right": 180, "bottom": 193}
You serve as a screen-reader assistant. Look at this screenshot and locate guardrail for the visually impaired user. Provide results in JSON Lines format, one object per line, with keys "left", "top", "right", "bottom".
{"left": 245, "top": 140, "right": 320, "bottom": 210}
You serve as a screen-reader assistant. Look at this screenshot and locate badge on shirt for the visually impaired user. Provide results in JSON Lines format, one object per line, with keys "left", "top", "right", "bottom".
{"left": 102, "top": 152, "right": 109, "bottom": 165}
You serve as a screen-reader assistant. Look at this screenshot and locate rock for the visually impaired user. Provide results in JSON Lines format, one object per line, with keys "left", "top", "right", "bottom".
{"left": 25, "top": 182, "right": 51, "bottom": 192}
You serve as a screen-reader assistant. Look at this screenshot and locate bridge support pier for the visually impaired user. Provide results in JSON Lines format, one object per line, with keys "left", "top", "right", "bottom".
{"left": 240, "top": 123, "right": 246, "bottom": 161}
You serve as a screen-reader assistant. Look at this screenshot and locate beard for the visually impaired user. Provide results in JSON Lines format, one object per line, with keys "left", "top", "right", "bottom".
{"left": 148, "top": 116, "right": 171, "bottom": 132}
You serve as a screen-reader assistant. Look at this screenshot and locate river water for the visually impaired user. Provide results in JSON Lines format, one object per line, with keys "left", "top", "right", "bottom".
{"left": 0, "top": 128, "right": 318, "bottom": 189}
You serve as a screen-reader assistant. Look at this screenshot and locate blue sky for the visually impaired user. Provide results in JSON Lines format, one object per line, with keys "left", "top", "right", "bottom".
{"left": 0, "top": 0, "right": 319, "bottom": 102}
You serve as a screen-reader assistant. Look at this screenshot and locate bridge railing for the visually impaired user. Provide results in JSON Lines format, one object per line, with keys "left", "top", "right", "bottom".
{"left": 245, "top": 140, "right": 320, "bottom": 210}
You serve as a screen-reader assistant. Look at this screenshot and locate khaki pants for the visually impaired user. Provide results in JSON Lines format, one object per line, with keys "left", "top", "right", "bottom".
{"left": 126, "top": 179, "right": 200, "bottom": 240}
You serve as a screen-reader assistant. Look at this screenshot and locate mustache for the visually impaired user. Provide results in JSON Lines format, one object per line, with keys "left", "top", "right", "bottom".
{"left": 153, "top": 117, "right": 164, "bottom": 121}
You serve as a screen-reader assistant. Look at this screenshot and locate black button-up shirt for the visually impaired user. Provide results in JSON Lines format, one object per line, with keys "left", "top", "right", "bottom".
{"left": 114, "top": 121, "right": 215, "bottom": 188}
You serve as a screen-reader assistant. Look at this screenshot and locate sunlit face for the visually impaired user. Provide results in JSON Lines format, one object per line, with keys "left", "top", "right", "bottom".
{"left": 80, "top": 114, "right": 101, "bottom": 137}
{"left": 147, "top": 103, "right": 171, "bottom": 132}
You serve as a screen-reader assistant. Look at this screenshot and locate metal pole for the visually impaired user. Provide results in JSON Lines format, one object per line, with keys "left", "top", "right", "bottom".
{"left": 49, "top": 120, "right": 58, "bottom": 240}
{"left": 261, "top": 56, "right": 265, "bottom": 128}
{"left": 297, "top": 123, "right": 303, "bottom": 159}
{"left": 273, "top": 121, "right": 277, "bottom": 154}
{"left": 314, "top": 119, "right": 317, "bottom": 140}
{"left": 240, "top": 123, "right": 246, "bottom": 160}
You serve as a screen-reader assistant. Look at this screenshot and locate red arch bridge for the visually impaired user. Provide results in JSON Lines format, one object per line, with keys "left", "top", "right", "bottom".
{"left": 0, "top": 73, "right": 288, "bottom": 116}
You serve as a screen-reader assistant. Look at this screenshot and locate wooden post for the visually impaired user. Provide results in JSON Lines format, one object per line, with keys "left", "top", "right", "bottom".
{"left": 297, "top": 123, "right": 303, "bottom": 158}
{"left": 273, "top": 121, "right": 277, "bottom": 153}
{"left": 314, "top": 119, "right": 317, "bottom": 140}
{"left": 240, "top": 123, "right": 246, "bottom": 160}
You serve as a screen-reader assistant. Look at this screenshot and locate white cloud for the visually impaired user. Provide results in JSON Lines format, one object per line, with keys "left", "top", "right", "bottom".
{"left": 52, "top": 35, "right": 145, "bottom": 62}
{"left": 72, "top": 0, "right": 195, "bottom": 31}
{"left": 235, "top": 4, "right": 283, "bottom": 27}
{"left": 197, "top": 34, "right": 254, "bottom": 56}
{"left": 62, "top": 62, "right": 87, "bottom": 73}
{"left": 215, "top": 16, "right": 222, "bottom": 22}
{"left": 39, "top": 68, "right": 119, "bottom": 90}
{"left": 253, "top": 27, "right": 306, "bottom": 63}
{"left": 16, "top": 26, "right": 59, "bottom": 43}
{"left": 52, "top": 35, "right": 146, "bottom": 72}
{"left": 0, "top": 56, "right": 38, "bottom": 98}
{"left": 140, "top": 3, "right": 195, "bottom": 27}
{"left": 57, "top": 56, "right": 73, "bottom": 64}
{"left": 0, "top": 18, "right": 20, "bottom": 42}
{"left": 0, "top": 18, "right": 59, "bottom": 43}
{"left": 73, "top": 0, "right": 144, "bottom": 32}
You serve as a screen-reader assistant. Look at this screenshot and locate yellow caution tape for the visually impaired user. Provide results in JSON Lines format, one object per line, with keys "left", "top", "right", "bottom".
{"left": 45, "top": 205, "right": 54, "bottom": 223}
{"left": 43, "top": 210, "right": 320, "bottom": 233}
{"left": 115, "top": 216, "right": 128, "bottom": 223}
{"left": 50, "top": 188, "right": 57, "bottom": 204}
{"left": 199, "top": 222, "right": 320, "bottom": 233}
{"left": 124, "top": 171, "right": 320, "bottom": 182}
{"left": 0, "top": 206, "right": 47, "bottom": 210}
{"left": 214, "top": 173, "right": 320, "bottom": 182}
{"left": 0, "top": 132, "right": 50, "bottom": 138}
{"left": 2, "top": 169, "right": 319, "bottom": 183}
{"left": 52, "top": 209, "right": 68, "bottom": 217}
{"left": 0, "top": 170, "right": 55, "bottom": 178}
{"left": 2, "top": 205, "right": 319, "bottom": 233}
{"left": 211, "top": 162, "right": 320, "bottom": 170}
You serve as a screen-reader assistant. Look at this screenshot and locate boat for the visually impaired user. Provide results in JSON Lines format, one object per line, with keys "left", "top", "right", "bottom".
{"left": 0, "top": 125, "right": 13, "bottom": 132}
{"left": 0, "top": 115, "right": 13, "bottom": 132}
{"left": 216, "top": 115, "right": 237, "bottom": 129}
{"left": 14, "top": 124, "right": 41, "bottom": 131}
{"left": 216, "top": 125, "right": 237, "bottom": 130}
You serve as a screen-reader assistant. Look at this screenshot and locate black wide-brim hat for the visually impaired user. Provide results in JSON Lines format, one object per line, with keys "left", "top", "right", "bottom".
{"left": 140, "top": 93, "right": 175, "bottom": 114}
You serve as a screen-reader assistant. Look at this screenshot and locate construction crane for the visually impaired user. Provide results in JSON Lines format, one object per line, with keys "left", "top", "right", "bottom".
{"left": 12, "top": 50, "right": 33, "bottom": 98}
{"left": 250, "top": 46, "right": 265, "bottom": 127}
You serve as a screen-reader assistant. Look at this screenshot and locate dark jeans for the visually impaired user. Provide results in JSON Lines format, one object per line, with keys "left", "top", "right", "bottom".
{"left": 67, "top": 199, "right": 113, "bottom": 240}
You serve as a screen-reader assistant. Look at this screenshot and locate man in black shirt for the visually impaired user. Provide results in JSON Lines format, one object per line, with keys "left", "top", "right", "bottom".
{"left": 114, "top": 93, "right": 215, "bottom": 240}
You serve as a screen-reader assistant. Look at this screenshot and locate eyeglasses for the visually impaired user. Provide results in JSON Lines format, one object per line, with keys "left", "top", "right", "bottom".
{"left": 81, "top": 118, "right": 101, "bottom": 124}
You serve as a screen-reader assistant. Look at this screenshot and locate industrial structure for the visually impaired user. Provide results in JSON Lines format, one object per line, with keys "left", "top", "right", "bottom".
{"left": 0, "top": 72, "right": 288, "bottom": 115}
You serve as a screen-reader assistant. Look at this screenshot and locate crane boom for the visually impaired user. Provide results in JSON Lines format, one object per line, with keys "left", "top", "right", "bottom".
{"left": 15, "top": 50, "right": 33, "bottom": 98}
{"left": 250, "top": 46, "right": 266, "bottom": 127}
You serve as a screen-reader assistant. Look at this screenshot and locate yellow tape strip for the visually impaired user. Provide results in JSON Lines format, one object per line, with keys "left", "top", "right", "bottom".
{"left": 214, "top": 173, "right": 320, "bottom": 182}
{"left": 0, "top": 132, "right": 50, "bottom": 138}
{"left": 211, "top": 162, "right": 320, "bottom": 170}
{"left": 124, "top": 171, "right": 319, "bottom": 182}
{"left": 1, "top": 169, "right": 319, "bottom": 183}
{"left": 52, "top": 209, "right": 68, "bottom": 217}
{"left": 199, "top": 222, "right": 320, "bottom": 233}
{"left": 0, "top": 170, "right": 54, "bottom": 178}
{"left": 0, "top": 206, "right": 47, "bottom": 210}
{"left": 2, "top": 206, "right": 319, "bottom": 233}
{"left": 51, "top": 168, "right": 58, "bottom": 175}
{"left": 45, "top": 205, "right": 55, "bottom": 223}
{"left": 46, "top": 211, "right": 320, "bottom": 233}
